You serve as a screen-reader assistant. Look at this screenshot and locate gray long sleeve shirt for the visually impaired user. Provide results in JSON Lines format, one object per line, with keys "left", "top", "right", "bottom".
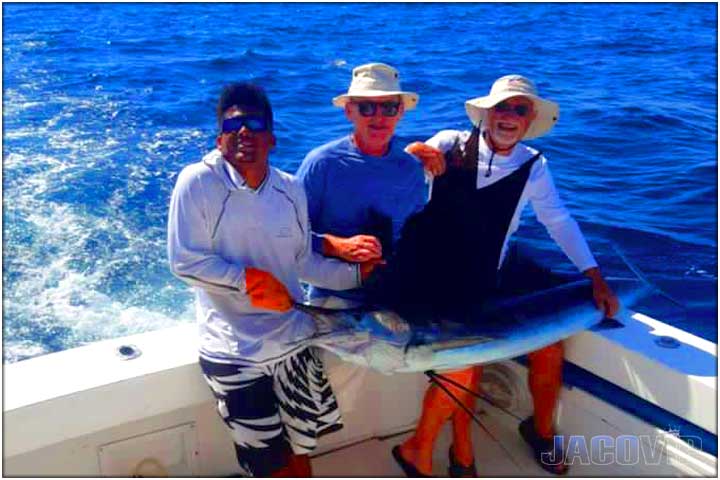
{"left": 168, "top": 150, "right": 359, "bottom": 364}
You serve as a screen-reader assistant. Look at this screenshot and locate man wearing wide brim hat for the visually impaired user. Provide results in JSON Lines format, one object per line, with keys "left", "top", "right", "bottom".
{"left": 393, "top": 75, "right": 619, "bottom": 477}
{"left": 464, "top": 74, "right": 560, "bottom": 140}
{"left": 332, "top": 63, "right": 419, "bottom": 112}
{"left": 297, "top": 62, "right": 433, "bottom": 307}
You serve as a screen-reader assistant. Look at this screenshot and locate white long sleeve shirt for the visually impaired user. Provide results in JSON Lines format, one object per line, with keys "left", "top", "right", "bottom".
{"left": 167, "top": 150, "right": 360, "bottom": 364}
{"left": 426, "top": 130, "right": 597, "bottom": 273}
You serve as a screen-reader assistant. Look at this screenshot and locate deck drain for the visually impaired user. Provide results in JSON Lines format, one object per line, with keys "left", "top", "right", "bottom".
{"left": 655, "top": 336, "right": 680, "bottom": 349}
{"left": 117, "top": 344, "right": 142, "bottom": 360}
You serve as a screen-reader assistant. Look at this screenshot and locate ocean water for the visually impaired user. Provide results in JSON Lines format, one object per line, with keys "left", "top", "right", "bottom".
{"left": 2, "top": 3, "right": 717, "bottom": 363}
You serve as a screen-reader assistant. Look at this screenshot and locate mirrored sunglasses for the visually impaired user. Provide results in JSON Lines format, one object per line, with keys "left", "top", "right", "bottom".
{"left": 221, "top": 115, "right": 270, "bottom": 133}
{"left": 355, "top": 101, "right": 401, "bottom": 117}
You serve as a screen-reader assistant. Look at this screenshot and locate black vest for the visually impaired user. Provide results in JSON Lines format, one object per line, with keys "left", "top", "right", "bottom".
{"left": 366, "top": 129, "right": 541, "bottom": 324}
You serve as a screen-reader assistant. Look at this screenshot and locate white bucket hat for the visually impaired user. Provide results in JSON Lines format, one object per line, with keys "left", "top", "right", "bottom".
{"left": 332, "top": 63, "right": 419, "bottom": 110}
{"left": 464, "top": 75, "right": 559, "bottom": 140}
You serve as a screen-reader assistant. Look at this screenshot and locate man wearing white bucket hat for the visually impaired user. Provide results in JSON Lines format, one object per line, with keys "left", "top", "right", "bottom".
{"left": 296, "top": 63, "right": 432, "bottom": 306}
{"left": 391, "top": 75, "right": 619, "bottom": 476}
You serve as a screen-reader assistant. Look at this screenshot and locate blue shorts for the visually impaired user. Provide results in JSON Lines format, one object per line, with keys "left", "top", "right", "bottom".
{"left": 199, "top": 348, "right": 342, "bottom": 476}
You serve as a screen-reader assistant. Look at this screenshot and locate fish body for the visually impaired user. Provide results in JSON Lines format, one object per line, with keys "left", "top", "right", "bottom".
{"left": 296, "top": 276, "right": 651, "bottom": 373}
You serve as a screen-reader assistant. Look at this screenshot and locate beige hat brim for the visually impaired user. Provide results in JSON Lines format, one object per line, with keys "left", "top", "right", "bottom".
{"left": 465, "top": 92, "right": 559, "bottom": 140}
{"left": 333, "top": 91, "right": 419, "bottom": 110}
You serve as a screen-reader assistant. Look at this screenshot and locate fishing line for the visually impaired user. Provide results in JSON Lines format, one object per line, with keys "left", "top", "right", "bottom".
{"left": 426, "top": 370, "right": 524, "bottom": 420}
{"left": 612, "top": 243, "right": 687, "bottom": 314}
{"left": 425, "top": 370, "right": 524, "bottom": 470}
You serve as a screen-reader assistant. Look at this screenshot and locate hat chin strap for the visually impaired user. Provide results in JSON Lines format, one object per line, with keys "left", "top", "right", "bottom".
{"left": 480, "top": 129, "right": 520, "bottom": 178}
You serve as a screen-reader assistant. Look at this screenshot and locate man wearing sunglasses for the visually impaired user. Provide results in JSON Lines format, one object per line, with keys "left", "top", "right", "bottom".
{"left": 168, "top": 83, "right": 376, "bottom": 477}
{"left": 391, "top": 75, "right": 620, "bottom": 477}
{"left": 296, "top": 63, "right": 431, "bottom": 308}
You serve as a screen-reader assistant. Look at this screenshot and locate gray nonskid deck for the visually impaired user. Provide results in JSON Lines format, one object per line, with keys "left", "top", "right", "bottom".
{"left": 311, "top": 394, "right": 687, "bottom": 477}
{"left": 312, "top": 400, "right": 551, "bottom": 477}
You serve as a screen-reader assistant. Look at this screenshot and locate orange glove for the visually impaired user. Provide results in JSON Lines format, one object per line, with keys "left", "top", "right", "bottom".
{"left": 245, "top": 267, "right": 293, "bottom": 312}
{"left": 406, "top": 141, "right": 446, "bottom": 176}
{"left": 359, "top": 258, "right": 387, "bottom": 282}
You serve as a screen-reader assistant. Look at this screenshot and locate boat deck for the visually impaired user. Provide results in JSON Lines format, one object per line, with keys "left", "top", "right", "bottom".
{"left": 4, "top": 320, "right": 715, "bottom": 477}
{"left": 313, "top": 397, "right": 631, "bottom": 477}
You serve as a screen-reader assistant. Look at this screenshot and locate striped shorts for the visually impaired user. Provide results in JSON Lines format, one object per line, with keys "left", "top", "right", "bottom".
{"left": 199, "top": 348, "right": 342, "bottom": 477}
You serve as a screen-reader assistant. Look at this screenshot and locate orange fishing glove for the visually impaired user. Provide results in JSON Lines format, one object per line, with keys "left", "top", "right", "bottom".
{"left": 359, "top": 258, "right": 386, "bottom": 282}
{"left": 406, "top": 141, "right": 446, "bottom": 176}
{"left": 245, "top": 267, "right": 293, "bottom": 312}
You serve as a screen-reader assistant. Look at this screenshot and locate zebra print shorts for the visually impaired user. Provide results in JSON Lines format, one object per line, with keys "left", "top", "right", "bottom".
{"left": 199, "top": 348, "right": 343, "bottom": 477}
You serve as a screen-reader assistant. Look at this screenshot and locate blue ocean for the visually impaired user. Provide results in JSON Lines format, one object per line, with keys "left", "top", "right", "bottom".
{"left": 3, "top": 3, "right": 717, "bottom": 363}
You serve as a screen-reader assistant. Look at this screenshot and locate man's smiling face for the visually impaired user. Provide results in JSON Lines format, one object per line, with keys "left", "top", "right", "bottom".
{"left": 486, "top": 96, "right": 537, "bottom": 151}
{"left": 345, "top": 95, "right": 404, "bottom": 154}
{"left": 216, "top": 105, "right": 275, "bottom": 170}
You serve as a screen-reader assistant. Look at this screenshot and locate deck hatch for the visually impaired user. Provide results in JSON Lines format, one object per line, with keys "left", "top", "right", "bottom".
{"left": 98, "top": 422, "right": 198, "bottom": 476}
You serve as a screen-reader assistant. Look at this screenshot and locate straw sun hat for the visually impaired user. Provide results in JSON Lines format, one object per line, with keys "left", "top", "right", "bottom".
{"left": 464, "top": 75, "right": 559, "bottom": 140}
{"left": 332, "top": 63, "right": 419, "bottom": 110}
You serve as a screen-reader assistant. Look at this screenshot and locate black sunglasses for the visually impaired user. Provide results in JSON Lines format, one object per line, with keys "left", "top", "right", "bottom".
{"left": 494, "top": 102, "right": 532, "bottom": 117}
{"left": 355, "top": 101, "right": 402, "bottom": 117}
{"left": 221, "top": 115, "right": 270, "bottom": 134}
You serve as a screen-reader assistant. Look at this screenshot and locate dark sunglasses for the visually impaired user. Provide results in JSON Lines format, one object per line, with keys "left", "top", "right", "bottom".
{"left": 494, "top": 101, "right": 532, "bottom": 117}
{"left": 221, "top": 115, "right": 270, "bottom": 134}
{"left": 355, "top": 101, "right": 402, "bottom": 117}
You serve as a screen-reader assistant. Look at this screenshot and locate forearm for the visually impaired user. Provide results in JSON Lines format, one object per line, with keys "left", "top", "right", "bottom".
{"left": 583, "top": 266, "right": 605, "bottom": 282}
{"left": 529, "top": 161, "right": 598, "bottom": 272}
{"left": 169, "top": 249, "right": 246, "bottom": 294}
{"left": 168, "top": 208, "right": 245, "bottom": 294}
{"left": 544, "top": 219, "right": 598, "bottom": 273}
{"left": 299, "top": 252, "right": 360, "bottom": 291}
{"left": 321, "top": 233, "right": 341, "bottom": 258}
{"left": 167, "top": 171, "right": 247, "bottom": 294}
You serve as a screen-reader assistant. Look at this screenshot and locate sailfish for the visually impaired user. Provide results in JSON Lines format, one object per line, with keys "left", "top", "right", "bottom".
{"left": 293, "top": 145, "right": 652, "bottom": 372}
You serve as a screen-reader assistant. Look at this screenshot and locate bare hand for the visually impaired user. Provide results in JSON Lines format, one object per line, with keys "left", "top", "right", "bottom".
{"left": 406, "top": 141, "right": 446, "bottom": 176}
{"left": 323, "top": 234, "right": 382, "bottom": 262}
{"left": 584, "top": 267, "right": 620, "bottom": 317}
